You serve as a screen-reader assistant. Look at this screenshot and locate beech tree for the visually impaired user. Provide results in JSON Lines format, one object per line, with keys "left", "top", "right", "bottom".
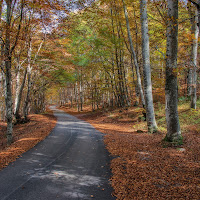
{"left": 3, "top": 0, "right": 25, "bottom": 144}
{"left": 164, "top": 0, "right": 182, "bottom": 144}
{"left": 0, "top": 0, "right": 67, "bottom": 144}
{"left": 140, "top": 0, "right": 157, "bottom": 133}
{"left": 188, "top": 0, "right": 200, "bottom": 32}
{"left": 14, "top": 57, "right": 27, "bottom": 122}
{"left": 122, "top": 0, "right": 145, "bottom": 107}
{"left": 189, "top": 4, "right": 199, "bottom": 109}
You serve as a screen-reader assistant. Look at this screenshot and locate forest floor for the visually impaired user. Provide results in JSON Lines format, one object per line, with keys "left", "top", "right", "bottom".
{"left": 0, "top": 108, "right": 57, "bottom": 170}
{"left": 61, "top": 100, "right": 200, "bottom": 200}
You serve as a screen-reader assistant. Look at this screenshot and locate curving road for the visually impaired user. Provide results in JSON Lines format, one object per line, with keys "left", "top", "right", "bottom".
{"left": 0, "top": 106, "right": 115, "bottom": 200}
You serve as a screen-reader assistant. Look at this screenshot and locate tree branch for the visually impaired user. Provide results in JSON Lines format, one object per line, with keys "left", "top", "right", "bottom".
{"left": 188, "top": 0, "right": 200, "bottom": 8}
{"left": 153, "top": 0, "right": 167, "bottom": 26}
{"left": 11, "top": 0, "right": 25, "bottom": 53}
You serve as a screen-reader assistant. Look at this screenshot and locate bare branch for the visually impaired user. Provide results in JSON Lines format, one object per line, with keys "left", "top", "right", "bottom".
{"left": 188, "top": 0, "right": 200, "bottom": 8}
{"left": 153, "top": 0, "right": 167, "bottom": 26}
{"left": 0, "top": 36, "right": 5, "bottom": 45}
{"left": 11, "top": 0, "right": 25, "bottom": 53}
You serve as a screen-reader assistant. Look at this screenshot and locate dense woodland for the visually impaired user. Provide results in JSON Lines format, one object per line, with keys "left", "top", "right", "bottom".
{"left": 0, "top": 0, "right": 199, "bottom": 145}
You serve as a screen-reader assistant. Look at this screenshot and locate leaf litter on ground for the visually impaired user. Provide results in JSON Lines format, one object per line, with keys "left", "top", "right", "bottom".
{"left": 62, "top": 104, "right": 200, "bottom": 200}
{"left": 0, "top": 110, "right": 56, "bottom": 170}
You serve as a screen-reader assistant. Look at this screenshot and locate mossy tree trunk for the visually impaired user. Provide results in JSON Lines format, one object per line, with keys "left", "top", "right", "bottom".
{"left": 165, "top": 0, "right": 182, "bottom": 144}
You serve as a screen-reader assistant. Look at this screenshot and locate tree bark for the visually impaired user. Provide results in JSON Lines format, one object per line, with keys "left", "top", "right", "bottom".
{"left": 187, "top": 68, "right": 193, "bottom": 96}
{"left": 80, "top": 73, "right": 83, "bottom": 111}
{"left": 0, "top": 0, "right": 5, "bottom": 121}
{"left": 140, "top": 0, "right": 157, "bottom": 133}
{"left": 14, "top": 61, "right": 27, "bottom": 122}
{"left": 165, "top": 0, "right": 182, "bottom": 144}
{"left": 23, "top": 42, "right": 32, "bottom": 121}
{"left": 188, "top": 0, "right": 200, "bottom": 33}
{"left": 122, "top": 0, "right": 145, "bottom": 107}
{"left": 3, "top": 0, "right": 24, "bottom": 144}
{"left": 111, "top": 6, "right": 124, "bottom": 107}
{"left": 70, "top": 89, "right": 73, "bottom": 108}
{"left": 5, "top": 0, "right": 13, "bottom": 144}
{"left": 189, "top": 6, "right": 199, "bottom": 109}
{"left": 0, "top": 71, "right": 5, "bottom": 121}
{"left": 75, "top": 82, "right": 80, "bottom": 112}
{"left": 23, "top": 37, "right": 44, "bottom": 120}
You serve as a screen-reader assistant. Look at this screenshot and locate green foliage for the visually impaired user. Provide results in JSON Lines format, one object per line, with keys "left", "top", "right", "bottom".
{"left": 72, "top": 55, "right": 90, "bottom": 67}
{"left": 33, "top": 0, "right": 199, "bottom": 137}
{"left": 178, "top": 96, "right": 188, "bottom": 102}
{"left": 51, "top": 68, "right": 75, "bottom": 86}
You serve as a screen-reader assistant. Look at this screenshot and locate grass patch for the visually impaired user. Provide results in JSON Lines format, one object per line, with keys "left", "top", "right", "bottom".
{"left": 153, "top": 99, "right": 200, "bottom": 136}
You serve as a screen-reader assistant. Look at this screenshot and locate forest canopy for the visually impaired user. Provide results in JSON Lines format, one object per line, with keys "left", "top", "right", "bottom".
{"left": 0, "top": 0, "right": 199, "bottom": 145}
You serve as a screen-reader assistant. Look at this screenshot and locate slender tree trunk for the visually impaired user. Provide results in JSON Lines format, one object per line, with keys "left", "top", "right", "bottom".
{"left": 187, "top": 68, "right": 193, "bottom": 96}
{"left": 0, "top": 1, "right": 4, "bottom": 121}
{"left": 112, "top": 7, "right": 123, "bottom": 107}
{"left": 133, "top": 4, "right": 139, "bottom": 59}
{"left": 23, "top": 42, "right": 32, "bottom": 121}
{"left": 122, "top": 0, "right": 145, "bottom": 107}
{"left": 140, "top": 0, "right": 157, "bottom": 133}
{"left": 0, "top": 0, "right": 3, "bottom": 63}
{"left": 0, "top": 2, "right": 4, "bottom": 121}
{"left": 91, "top": 86, "right": 95, "bottom": 111}
{"left": 188, "top": 0, "right": 200, "bottom": 33}
{"left": 14, "top": 63, "right": 27, "bottom": 122}
{"left": 80, "top": 75, "right": 83, "bottom": 111}
{"left": 123, "top": 63, "right": 130, "bottom": 106}
{"left": 75, "top": 82, "right": 79, "bottom": 112}
{"left": 5, "top": 0, "right": 13, "bottom": 144}
{"left": 70, "top": 89, "right": 73, "bottom": 108}
{"left": 198, "top": 0, "right": 200, "bottom": 32}
{"left": 80, "top": 85, "right": 83, "bottom": 111}
{"left": 131, "top": 55, "right": 139, "bottom": 106}
{"left": 4, "top": 0, "right": 24, "bottom": 143}
{"left": 23, "top": 37, "right": 44, "bottom": 120}
{"left": 14, "top": 62, "right": 20, "bottom": 120}
{"left": 5, "top": 49, "right": 13, "bottom": 143}
{"left": 0, "top": 71, "right": 5, "bottom": 121}
{"left": 164, "top": 0, "right": 182, "bottom": 144}
{"left": 190, "top": 6, "right": 199, "bottom": 109}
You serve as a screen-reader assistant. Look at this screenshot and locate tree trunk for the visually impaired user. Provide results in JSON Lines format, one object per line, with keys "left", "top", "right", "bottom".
{"left": 5, "top": 0, "right": 13, "bottom": 144}
{"left": 164, "top": 0, "right": 182, "bottom": 144}
{"left": 14, "top": 63, "right": 27, "bottom": 122}
{"left": 80, "top": 78, "right": 83, "bottom": 111}
{"left": 188, "top": 0, "right": 200, "bottom": 33}
{"left": 70, "top": 89, "right": 73, "bottom": 108}
{"left": 140, "top": 0, "right": 157, "bottom": 133}
{"left": 122, "top": 0, "right": 145, "bottom": 107}
{"left": 189, "top": 6, "right": 199, "bottom": 109}
{"left": 0, "top": 71, "right": 6, "bottom": 121}
{"left": 3, "top": 0, "right": 24, "bottom": 143}
{"left": 23, "top": 37, "right": 43, "bottom": 120}
{"left": 14, "top": 62, "right": 20, "bottom": 120}
{"left": 187, "top": 68, "right": 193, "bottom": 96}
{"left": 0, "top": 2, "right": 4, "bottom": 121}
{"left": 23, "top": 42, "right": 32, "bottom": 121}
{"left": 75, "top": 82, "right": 79, "bottom": 112}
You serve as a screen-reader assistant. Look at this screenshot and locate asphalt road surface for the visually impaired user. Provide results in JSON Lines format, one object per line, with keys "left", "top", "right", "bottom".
{"left": 0, "top": 106, "right": 115, "bottom": 200}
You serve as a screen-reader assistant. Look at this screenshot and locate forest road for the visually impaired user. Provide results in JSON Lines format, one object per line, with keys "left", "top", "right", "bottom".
{"left": 0, "top": 106, "right": 115, "bottom": 200}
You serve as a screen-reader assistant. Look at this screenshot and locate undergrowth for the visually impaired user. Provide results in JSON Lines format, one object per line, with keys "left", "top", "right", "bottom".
{"left": 102, "top": 98, "right": 200, "bottom": 140}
